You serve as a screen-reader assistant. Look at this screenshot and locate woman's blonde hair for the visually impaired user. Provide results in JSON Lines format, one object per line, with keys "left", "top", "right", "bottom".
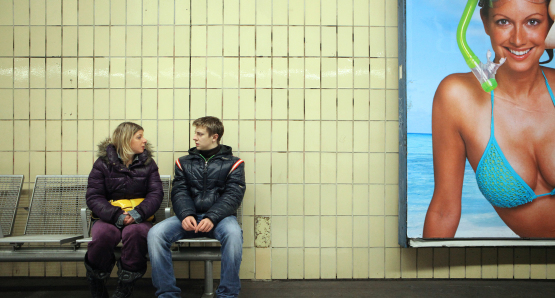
{"left": 111, "top": 122, "right": 144, "bottom": 165}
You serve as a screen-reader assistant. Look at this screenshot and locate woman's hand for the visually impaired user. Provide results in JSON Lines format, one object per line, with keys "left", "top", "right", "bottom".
{"left": 123, "top": 211, "right": 135, "bottom": 225}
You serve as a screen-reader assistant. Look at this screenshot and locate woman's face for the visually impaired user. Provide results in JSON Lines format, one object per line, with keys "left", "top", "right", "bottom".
{"left": 130, "top": 130, "right": 147, "bottom": 154}
{"left": 482, "top": 0, "right": 550, "bottom": 71}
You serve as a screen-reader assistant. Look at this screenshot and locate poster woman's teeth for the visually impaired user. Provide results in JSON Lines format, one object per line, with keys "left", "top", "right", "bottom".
{"left": 509, "top": 48, "right": 530, "bottom": 56}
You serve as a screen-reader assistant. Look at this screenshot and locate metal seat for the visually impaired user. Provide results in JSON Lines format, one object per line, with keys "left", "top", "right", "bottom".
{"left": 77, "top": 175, "right": 172, "bottom": 243}
{"left": 0, "top": 175, "right": 87, "bottom": 245}
{"left": 0, "top": 175, "right": 24, "bottom": 238}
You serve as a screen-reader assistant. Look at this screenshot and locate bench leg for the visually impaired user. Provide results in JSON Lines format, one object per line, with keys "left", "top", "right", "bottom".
{"left": 201, "top": 260, "right": 215, "bottom": 298}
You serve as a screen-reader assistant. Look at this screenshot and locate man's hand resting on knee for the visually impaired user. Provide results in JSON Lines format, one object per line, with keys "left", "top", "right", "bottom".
{"left": 195, "top": 218, "right": 214, "bottom": 233}
{"left": 182, "top": 216, "right": 197, "bottom": 231}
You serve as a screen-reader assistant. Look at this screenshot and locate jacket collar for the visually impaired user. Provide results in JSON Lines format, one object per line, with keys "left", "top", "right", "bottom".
{"left": 97, "top": 138, "right": 154, "bottom": 166}
{"left": 187, "top": 144, "right": 233, "bottom": 159}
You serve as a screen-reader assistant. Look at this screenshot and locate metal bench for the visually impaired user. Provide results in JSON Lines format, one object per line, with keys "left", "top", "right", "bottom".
{"left": 0, "top": 175, "right": 24, "bottom": 238}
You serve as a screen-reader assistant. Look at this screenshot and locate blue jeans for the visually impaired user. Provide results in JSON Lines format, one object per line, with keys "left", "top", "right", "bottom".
{"left": 148, "top": 215, "right": 243, "bottom": 298}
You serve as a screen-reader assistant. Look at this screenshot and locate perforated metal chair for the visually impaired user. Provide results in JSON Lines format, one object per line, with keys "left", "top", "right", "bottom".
{"left": 0, "top": 175, "right": 87, "bottom": 246}
{"left": 0, "top": 175, "right": 24, "bottom": 238}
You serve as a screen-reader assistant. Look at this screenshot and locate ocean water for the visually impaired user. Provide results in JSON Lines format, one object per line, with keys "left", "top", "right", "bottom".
{"left": 407, "top": 133, "right": 517, "bottom": 238}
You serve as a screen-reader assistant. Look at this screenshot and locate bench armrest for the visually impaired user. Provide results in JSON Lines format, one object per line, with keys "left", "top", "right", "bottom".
{"left": 165, "top": 207, "right": 171, "bottom": 221}
{"left": 80, "top": 208, "right": 89, "bottom": 238}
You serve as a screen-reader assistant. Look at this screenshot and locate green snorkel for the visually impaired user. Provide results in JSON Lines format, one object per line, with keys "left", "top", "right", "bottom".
{"left": 458, "top": 0, "right": 505, "bottom": 92}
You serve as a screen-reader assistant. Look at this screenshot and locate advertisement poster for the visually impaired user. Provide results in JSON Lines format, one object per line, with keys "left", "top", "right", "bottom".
{"left": 405, "top": 0, "right": 554, "bottom": 239}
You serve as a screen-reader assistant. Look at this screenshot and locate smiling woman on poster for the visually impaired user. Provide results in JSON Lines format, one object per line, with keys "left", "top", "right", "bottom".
{"left": 423, "top": 0, "right": 555, "bottom": 238}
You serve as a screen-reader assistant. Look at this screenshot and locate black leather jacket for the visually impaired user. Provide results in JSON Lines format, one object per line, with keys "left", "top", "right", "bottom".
{"left": 172, "top": 145, "right": 246, "bottom": 225}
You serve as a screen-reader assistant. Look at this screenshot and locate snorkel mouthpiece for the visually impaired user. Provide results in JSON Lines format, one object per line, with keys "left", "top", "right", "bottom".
{"left": 458, "top": 0, "right": 505, "bottom": 92}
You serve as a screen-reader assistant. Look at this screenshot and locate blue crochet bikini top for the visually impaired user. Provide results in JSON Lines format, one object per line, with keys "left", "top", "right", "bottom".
{"left": 475, "top": 70, "right": 555, "bottom": 208}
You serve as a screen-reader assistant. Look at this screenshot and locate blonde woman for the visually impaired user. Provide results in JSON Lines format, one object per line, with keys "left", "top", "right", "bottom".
{"left": 85, "top": 122, "right": 163, "bottom": 298}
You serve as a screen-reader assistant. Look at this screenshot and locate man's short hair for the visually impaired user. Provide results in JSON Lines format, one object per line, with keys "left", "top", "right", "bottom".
{"left": 193, "top": 116, "right": 224, "bottom": 144}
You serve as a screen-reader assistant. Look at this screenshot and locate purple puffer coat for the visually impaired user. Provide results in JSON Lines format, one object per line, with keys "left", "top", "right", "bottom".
{"left": 86, "top": 138, "right": 163, "bottom": 224}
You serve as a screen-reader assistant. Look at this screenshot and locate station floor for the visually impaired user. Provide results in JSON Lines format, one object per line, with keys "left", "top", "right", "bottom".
{"left": 0, "top": 277, "right": 554, "bottom": 297}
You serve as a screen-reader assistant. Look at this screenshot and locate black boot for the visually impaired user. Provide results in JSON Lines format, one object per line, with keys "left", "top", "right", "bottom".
{"left": 84, "top": 258, "right": 112, "bottom": 298}
{"left": 111, "top": 261, "right": 146, "bottom": 298}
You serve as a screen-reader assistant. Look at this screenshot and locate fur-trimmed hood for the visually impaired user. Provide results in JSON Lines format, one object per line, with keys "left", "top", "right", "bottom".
{"left": 96, "top": 138, "right": 154, "bottom": 166}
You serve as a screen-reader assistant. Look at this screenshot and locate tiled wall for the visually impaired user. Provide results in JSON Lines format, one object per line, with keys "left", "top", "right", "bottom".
{"left": 0, "top": 0, "right": 553, "bottom": 280}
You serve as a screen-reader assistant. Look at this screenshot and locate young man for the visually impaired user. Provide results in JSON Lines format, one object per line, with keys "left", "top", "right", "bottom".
{"left": 148, "top": 116, "right": 245, "bottom": 298}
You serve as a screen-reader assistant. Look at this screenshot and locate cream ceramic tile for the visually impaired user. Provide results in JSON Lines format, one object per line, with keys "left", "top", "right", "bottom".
{"left": 191, "top": 58, "right": 206, "bottom": 88}
{"left": 354, "top": 58, "right": 370, "bottom": 88}
{"left": 0, "top": 0, "right": 13, "bottom": 25}
{"left": 45, "top": 58, "right": 61, "bottom": 89}
{"left": 77, "top": 89, "right": 92, "bottom": 119}
{"left": 0, "top": 59, "right": 12, "bottom": 88}
{"left": 385, "top": 184, "right": 398, "bottom": 216}
{"left": 447, "top": 247, "right": 466, "bottom": 278}
{"left": 386, "top": 27, "right": 398, "bottom": 58}
{"left": 272, "top": 27, "right": 288, "bottom": 57}
{"left": 124, "top": 27, "right": 143, "bottom": 57}
{"left": 337, "top": 248, "right": 353, "bottom": 278}
{"left": 269, "top": 58, "right": 286, "bottom": 89}
{"left": 384, "top": 248, "right": 401, "bottom": 278}
{"left": 175, "top": 58, "right": 190, "bottom": 88}
{"left": 93, "top": 89, "right": 109, "bottom": 119}
{"left": 304, "top": 184, "right": 320, "bottom": 216}
{"left": 61, "top": 89, "right": 77, "bottom": 120}
{"left": 239, "top": 26, "right": 255, "bottom": 56}
{"left": 254, "top": 58, "right": 271, "bottom": 88}
{"left": 287, "top": 90, "right": 302, "bottom": 120}
{"left": 304, "top": 58, "right": 321, "bottom": 88}
{"left": 220, "top": 58, "right": 238, "bottom": 88}
{"left": 370, "top": 58, "right": 385, "bottom": 89}
{"left": 190, "top": 0, "right": 207, "bottom": 24}
{"left": 206, "top": 26, "right": 223, "bottom": 56}
{"left": 173, "top": 120, "right": 189, "bottom": 151}
{"left": 46, "top": 120, "right": 62, "bottom": 151}
{"left": 13, "top": 90, "right": 29, "bottom": 120}
{"left": 142, "top": 26, "right": 158, "bottom": 56}
{"left": 337, "top": 153, "right": 353, "bottom": 184}
{"left": 77, "top": 120, "right": 93, "bottom": 151}
{"left": 255, "top": 152, "right": 270, "bottom": 183}
{"left": 155, "top": 89, "right": 173, "bottom": 120}
{"left": 110, "top": 0, "right": 125, "bottom": 25}
{"left": 78, "top": 0, "right": 93, "bottom": 24}
{"left": 108, "top": 58, "right": 124, "bottom": 88}
{"left": 338, "top": 58, "right": 353, "bottom": 88}
{"left": 268, "top": 90, "right": 285, "bottom": 120}
{"left": 385, "top": 153, "right": 398, "bottom": 185}
{"left": 94, "top": 26, "right": 109, "bottom": 56}
{"left": 287, "top": 216, "right": 303, "bottom": 247}
{"left": 353, "top": 153, "right": 369, "bottom": 184}
{"left": 61, "top": 58, "right": 77, "bottom": 88}
{"left": 352, "top": 184, "right": 369, "bottom": 216}
{"left": 255, "top": 184, "right": 271, "bottom": 216}
{"left": 14, "top": 58, "right": 29, "bottom": 88}
{"left": 304, "top": 152, "right": 320, "bottom": 185}
{"left": 337, "top": 27, "right": 352, "bottom": 57}
{"left": 109, "top": 89, "right": 125, "bottom": 119}
{"left": 173, "top": 90, "right": 189, "bottom": 120}
{"left": 14, "top": 152, "right": 29, "bottom": 179}
{"left": 287, "top": 184, "right": 303, "bottom": 215}
{"left": 190, "top": 90, "right": 208, "bottom": 118}
{"left": 465, "top": 248, "right": 482, "bottom": 278}
{"left": 13, "top": 120, "right": 29, "bottom": 151}
{"left": 271, "top": 215, "right": 287, "bottom": 247}
{"left": 253, "top": 89, "right": 270, "bottom": 121}
{"left": 30, "top": 27, "right": 45, "bottom": 57}
{"left": 320, "top": 184, "right": 336, "bottom": 216}
{"left": 222, "top": 89, "right": 238, "bottom": 120}
{"left": 337, "top": 216, "right": 353, "bottom": 247}
{"left": 30, "top": 121, "right": 45, "bottom": 151}
{"left": 78, "top": 58, "right": 93, "bottom": 88}
{"left": 304, "top": 0, "right": 320, "bottom": 25}
{"left": 370, "top": 27, "right": 385, "bottom": 58}
{"left": 385, "top": 0, "right": 397, "bottom": 26}
{"left": 353, "top": 0, "right": 369, "bottom": 25}
{"left": 141, "top": 58, "right": 156, "bottom": 88}
{"left": 288, "top": 26, "right": 304, "bottom": 57}
{"left": 175, "top": 0, "right": 191, "bottom": 25}
{"left": 222, "top": 26, "right": 238, "bottom": 57}
{"left": 158, "top": 0, "right": 175, "bottom": 24}
{"left": 239, "top": 89, "right": 254, "bottom": 119}
{"left": 431, "top": 248, "right": 449, "bottom": 279}
{"left": 368, "top": 215, "right": 384, "bottom": 248}
{"left": 62, "top": 26, "right": 77, "bottom": 56}
{"left": 337, "top": 91, "right": 353, "bottom": 121}
{"left": 370, "top": 89, "right": 386, "bottom": 120}
{"left": 239, "top": 120, "right": 254, "bottom": 151}
{"left": 78, "top": 26, "right": 94, "bottom": 57}
{"left": 303, "top": 27, "right": 320, "bottom": 57}
{"left": 255, "top": 248, "right": 271, "bottom": 279}
{"left": 320, "top": 151, "right": 336, "bottom": 183}
{"left": 365, "top": 247, "right": 384, "bottom": 278}
{"left": 0, "top": 90, "right": 13, "bottom": 120}
{"left": 498, "top": 248, "right": 514, "bottom": 279}
{"left": 13, "top": 27, "right": 29, "bottom": 56}
{"left": 353, "top": 121, "right": 369, "bottom": 152}
{"left": 175, "top": 26, "right": 190, "bottom": 56}
{"left": 13, "top": 0, "right": 29, "bottom": 25}
{"left": 206, "top": 57, "right": 222, "bottom": 88}
{"left": 272, "top": 120, "right": 287, "bottom": 151}
{"left": 240, "top": 58, "right": 255, "bottom": 88}
{"left": 142, "top": 0, "right": 158, "bottom": 25}
{"left": 321, "top": 248, "right": 337, "bottom": 278}
{"left": 253, "top": 27, "right": 271, "bottom": 56}
{"left": 30, "top": 152, "right": 45, "bottom": 182}
{"left": 514, "top": 248, "right": 531, "bottom": 279}
{"left": 416, "top": 248, "right": 434, "bottom": 278}
{"left": 288, "top": 248, "right": 304, "bottom": 279}
{"left": 531, "top": 248, "right": 546, "bottom": 279}
{"left": 320, "top": 121, "right": 336, "bottom": 151}
{"left": 271, "top": 248, "right": 287, "bottom": 279}
{"left": 369, "top": 0, "right": 385, "bottom": 26}
{"left": 253, "top": 120, "right": 270, "bottom": 152}
{"left": 159, "top": 58, "right": 174, "bottom": 88}
{"left": 320, "top": 215, "right": 337, "bottom": 247}
{"left": 158, "top": 26, "right": 174, "bottom": 56}
{"left": 92, "top": 58, "right": 109, "bottom": 88}
{"left": 353, "top": 90, "right": 370, "bottom": 121}
{"left": 369, "top": 184, "right": 384, "bottom": 215}
{"left": 271, "top": 153, "right": 287, "bottom": 184}
{"left": 369, "top": 121, "right": 385, "bottom": 152}
{"left": 46, "top": 89, "right": 61, "bottom": 119}
{"left": 304, "top": 248, "right": 320, "bottom": 279}
{"left": 304, "top": 216, "right": 320, "bottom": 247}
{"left": 30, "top": 58, "right": 45, "bottom": 89}
{"left": 62, "top": 0, "right": 77, "bottom": 25}
{"left": 0, "top": 152, "right": 13, "bottom": 175}
{"left": 62, "top": 121, "right": 77, "bottom": 151}
{"left": 321, "top": 0, "right": 336, "bottom": 25}
{"left": 321, "top": 27, "right": 336, "bottom": 57}
{"left": 191, "top": 26, "right": 207, "bottom": 56}
{"left": 386, "top": 58, "right": 399, "bottom": 89}
{"left": 304, "top": 91, "right": 320, "bottom": 122}
{"left": 238, "top": 0, "right": 254, "bottom": 24}
{"left": 46, "top": 27, "right": 61, "bottom": 57}
{"left": 480, "top": 247, "right": 497, "bottom": 279}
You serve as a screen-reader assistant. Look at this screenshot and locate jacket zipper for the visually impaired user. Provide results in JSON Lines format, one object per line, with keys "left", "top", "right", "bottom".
{"left": 200, "top": 154, "right": 216, "bottom": 199}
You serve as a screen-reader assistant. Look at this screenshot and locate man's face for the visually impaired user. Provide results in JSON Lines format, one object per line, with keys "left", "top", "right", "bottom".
{"left": 193, "top": 126, "right": 218, "bottom": 150}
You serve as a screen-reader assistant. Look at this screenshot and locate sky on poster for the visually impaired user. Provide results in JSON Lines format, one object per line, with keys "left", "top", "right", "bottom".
{"left": 406, "top": 0, "right": 551, "bottom": 134}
